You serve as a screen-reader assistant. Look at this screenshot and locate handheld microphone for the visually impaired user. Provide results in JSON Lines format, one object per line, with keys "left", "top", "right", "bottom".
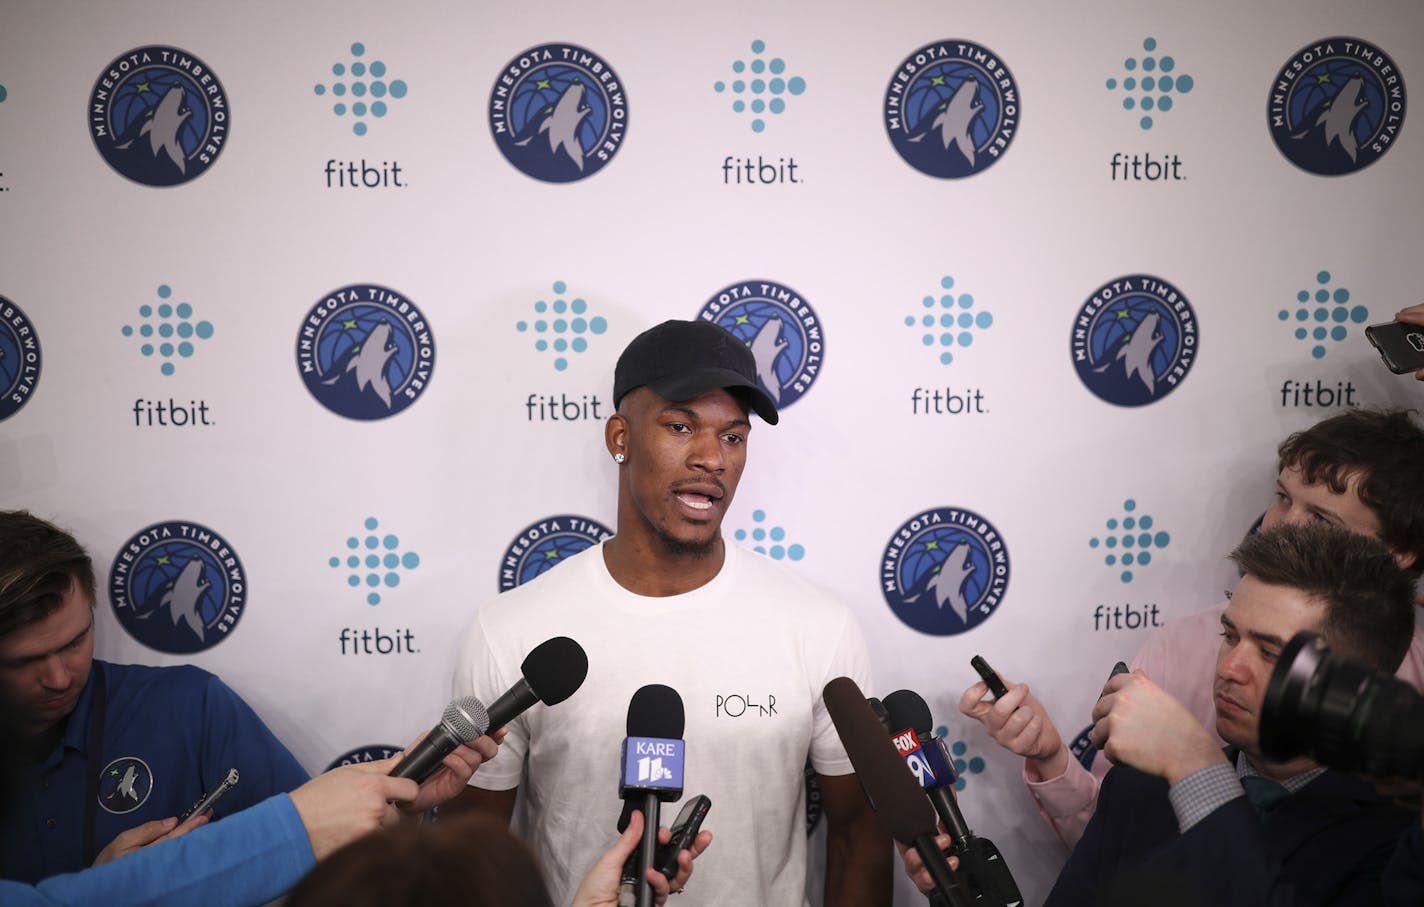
{"left": 883, "top": 689, "right": 1024, "bottom": 907}
{"left": 883, "top": 691, "right": 973, "bottom": 845}
{"left": 823, "top": 677, "right": 971, "bottom": 907}
{"left": 390, "top": 695, "right": 490, "bottom": 781}
{"left": 617, "top": 684, "right": 686, "bottom": 907}
{"left": 868, "top": 696, "right": 892, "bottom": 730}
{"left": 485, "top": 636, "right": 589, "bottom": 731}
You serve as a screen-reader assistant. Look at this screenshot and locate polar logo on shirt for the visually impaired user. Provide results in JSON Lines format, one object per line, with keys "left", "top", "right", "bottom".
{"left": 98, "top": 756, "right": 154, "bottom": 814}
{"left": 714, "top": 693, "right": 778, "bottom": 717}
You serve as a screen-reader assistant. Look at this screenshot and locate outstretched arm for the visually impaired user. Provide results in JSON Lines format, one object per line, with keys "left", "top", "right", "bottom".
{"left": 819, "top": 772, "right": 893, "bottom": 907}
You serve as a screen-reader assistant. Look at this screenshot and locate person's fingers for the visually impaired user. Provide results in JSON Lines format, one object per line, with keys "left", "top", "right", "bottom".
{"left": 958, "top": 681, "right": 991, "bottom": 716}
{"left": 1008, "top": 713, "right": 1044, "bottom": 753}
{"left": 159, "top": 811, "right": 210, "bottom": 843}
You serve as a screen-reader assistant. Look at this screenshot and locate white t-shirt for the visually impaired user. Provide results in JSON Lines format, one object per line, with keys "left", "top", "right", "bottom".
{"left": 453, "top": 541, "right": 873, "bottom": 907}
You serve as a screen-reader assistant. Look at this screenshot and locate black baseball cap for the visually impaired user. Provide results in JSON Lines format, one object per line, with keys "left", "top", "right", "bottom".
{"left": 613, "top": 320, "right": 780, "bottom": 425}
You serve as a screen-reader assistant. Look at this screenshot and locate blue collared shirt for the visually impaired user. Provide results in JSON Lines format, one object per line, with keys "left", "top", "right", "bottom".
{"left": 1, "top": 660, "right": 309, "bottom": 883}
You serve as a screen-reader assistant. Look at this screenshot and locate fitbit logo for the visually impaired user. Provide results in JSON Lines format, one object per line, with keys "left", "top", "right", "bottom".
{"left": 714, "top": 692, "right": 778, "bottom": 717}
{"left": 337, "top": 626, "right": 419, "bottom": 655}
{"left": 1106, "top": 37, "right": 1195, "bottom": 132}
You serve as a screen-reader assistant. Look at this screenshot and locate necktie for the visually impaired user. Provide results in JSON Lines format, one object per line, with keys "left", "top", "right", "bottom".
{"left": 1241, "top": 775, "right": 1289, "bottom": 816}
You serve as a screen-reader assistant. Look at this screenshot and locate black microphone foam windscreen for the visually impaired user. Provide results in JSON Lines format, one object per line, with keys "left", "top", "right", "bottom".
{"left": 522, "top": 636, "right": 589, "bottom": 705}
{"left": 883, "top": 689, "right": 935, "bottom": 738}
{"left": 626, "top": 683, "right": 685, "bottom": 739}
{"left": 823, "top": 676, "right": 939, "bottom": 844}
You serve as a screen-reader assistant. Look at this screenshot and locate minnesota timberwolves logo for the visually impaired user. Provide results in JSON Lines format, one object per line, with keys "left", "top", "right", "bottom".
{"left": 297, "top": 284, "right": 435, "bottom": 420}
{"left": 499, "top": 515, "right": 613, "bottom": 591}
{"left": 697, "top": 281, "right": 824, "bottom": 410}
{"left": 109, "top": 521, "right": 247, "bottom": 654}
{"left": 1269, "top": 38, "right": 1405, "bottom": 176}
{"left": 0, "top": 295, "right": 41, "bottom": 422}
{"left": 98, "top": 756, "right": 154, "bottom": 814}
{"left": 884, "top": 40, "right": 1020, "bottom": 178}
{"left": 88, "top": 46, "right": 230, "bottom": 186}
{"left": 1072, "top": 275, "right": 1198, "bottom": 407}
{"left": 881, "top": 508, "right": 1010, "bottom": 636}
{"left": 325, "top": 745, "right": 401, "bottom": 772}
{"left": 489, "top": 43, "right": 628, "bottom": 183}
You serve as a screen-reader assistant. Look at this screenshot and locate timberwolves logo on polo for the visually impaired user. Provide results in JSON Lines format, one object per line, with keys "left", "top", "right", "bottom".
{"left": 1269, "top": 38, "right": 1405, "bottom": 176}
{"left": 1, "top": 295, "right": 41, "bottom": 422}
{"left": 500, "top": 515, "right": 613, "bottom": 591}
{"left": 297, "top": 284, "right": 435, "bottom": 420}
{"left": 697, "top": 280, "right": 823, "bottom": 410}
{"left": 881, "top": 508, "right": 1009, "bottom": 636}
{"left": 1072, "top": 275, "right": 1198, "bottom": 407}
{"left": 489, "top": 43, "right": 628, "bottom": 183}
{"left": 88, "top": 46, "right": 229, "bottom": 186}
{"left": 884, "top": 40, "right": 1020, "bottom": 179}
{"left": 98, "top": 757, "right": 153, "bottom": 814}
{"left": 109, "top": 521, "right": 246, "bottom": 654}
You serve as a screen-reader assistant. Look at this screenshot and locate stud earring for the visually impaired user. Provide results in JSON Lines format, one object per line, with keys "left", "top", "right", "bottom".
{"left": 613, "top": 452, "right": 626, "bottom": 464}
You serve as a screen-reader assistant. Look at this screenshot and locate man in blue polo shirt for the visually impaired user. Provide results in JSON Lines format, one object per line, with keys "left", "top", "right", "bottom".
{"left": 0, "top": 510, "right": 309, "bottom": 883}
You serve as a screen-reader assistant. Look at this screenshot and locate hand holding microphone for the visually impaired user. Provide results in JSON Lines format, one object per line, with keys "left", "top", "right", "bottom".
{"left": 824, "top": 676, "right": 973, "bottom": 907}
{"left": 390, "top": 636, "right": 589, "bottom": 815}
{"left": 885, "top": 689, "right": 1023, "bottom": 906}
{"left": 616, "top": 684, "right": 687, "bottom": 907}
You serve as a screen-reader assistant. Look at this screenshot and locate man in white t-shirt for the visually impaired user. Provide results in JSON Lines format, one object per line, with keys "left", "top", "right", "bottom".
{"left": 447, "top": 320, "right": 889, "bottom": 906}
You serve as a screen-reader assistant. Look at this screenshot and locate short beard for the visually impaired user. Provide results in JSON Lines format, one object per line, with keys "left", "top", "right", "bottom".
{"left": 655, "top": 528, "right": 719, "bottom": 559}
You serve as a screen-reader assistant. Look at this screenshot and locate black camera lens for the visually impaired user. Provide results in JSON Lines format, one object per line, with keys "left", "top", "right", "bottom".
{"left": 1260, "top": 631, "right": 1424, "bottom": 780}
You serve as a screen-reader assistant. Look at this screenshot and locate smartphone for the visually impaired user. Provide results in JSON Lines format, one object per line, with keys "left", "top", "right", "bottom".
{"left": 970, "top": 654, "right": 1009, "bottom": 698}
{"left": 1365, "top": 321, "right": 1424, "bottom": 374}
{"left": 1097, "top": 661, "right": 1131, "bottom": 701}
{"left": 179, "top": 768, "right": 239, "bottom": 822}
{"left": 656, "top": 794, "right": 711, "bottom": 880}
